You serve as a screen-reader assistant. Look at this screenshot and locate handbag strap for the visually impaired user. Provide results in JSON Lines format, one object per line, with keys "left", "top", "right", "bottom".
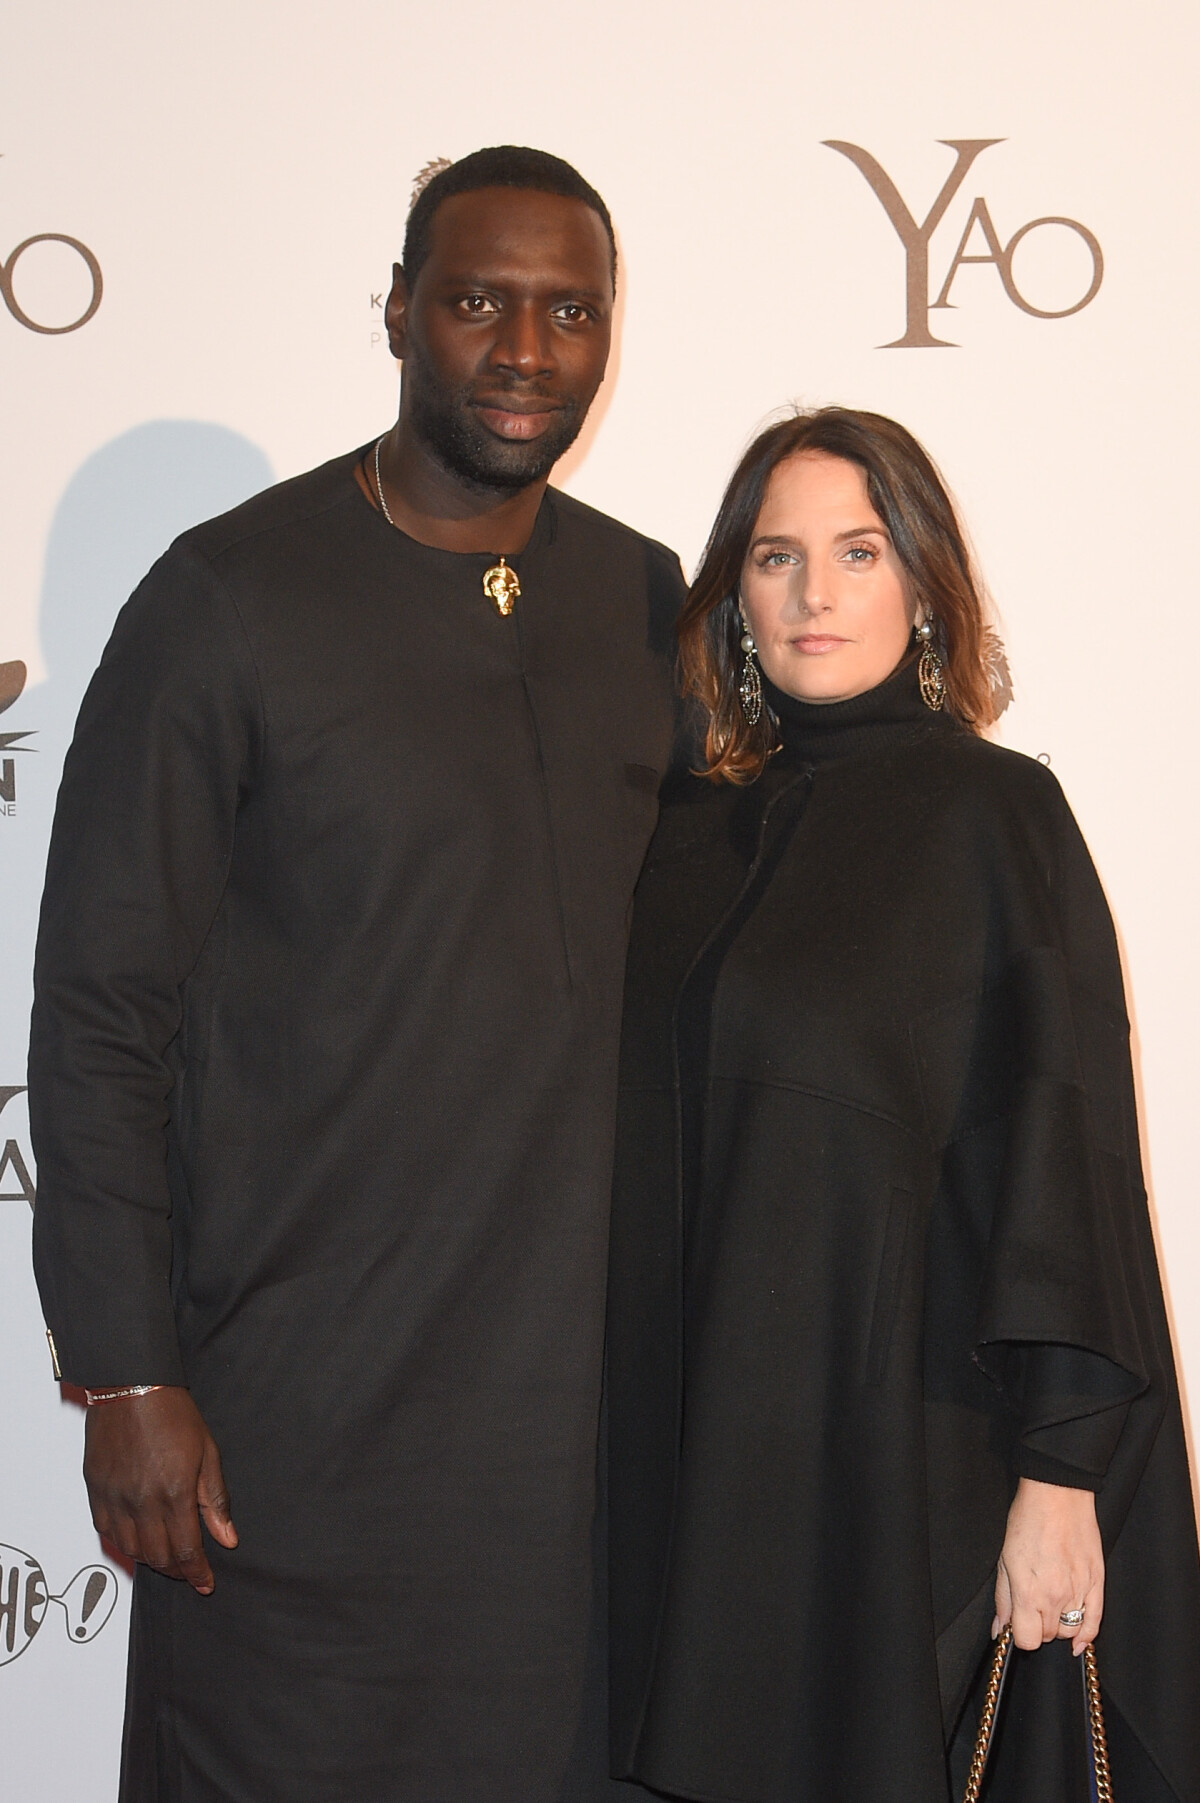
{"left": 962, "top": 1627, "right": 1015, "bottom": 1802}
{"left": 961, "top": 1626, "right": 1114, "bottom": 1802}
{"left": 1082, "top": 1642, "right": 1114, "bottom": 1803}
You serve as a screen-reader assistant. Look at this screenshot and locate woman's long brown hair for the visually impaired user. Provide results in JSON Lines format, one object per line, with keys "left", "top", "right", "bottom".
{"left": 679, "top": 408, "right": 1002, "bottom": 783}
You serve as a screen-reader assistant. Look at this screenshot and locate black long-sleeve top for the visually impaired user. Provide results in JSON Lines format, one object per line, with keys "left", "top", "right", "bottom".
{"left": 607, "top": 658, "right": 1200, "bottom": 1803}
{"left": 29, "top": 448, "right": 685, "bottom": 1801}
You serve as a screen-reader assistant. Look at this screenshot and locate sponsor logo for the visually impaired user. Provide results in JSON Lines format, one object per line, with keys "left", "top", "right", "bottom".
{"left": 0, "top": 661, "right": 33, "bottom": 815}
{"left": 0, "top": 1087, "right": 35, "bottom": 1207}
{"left": 2, "top": 168, "right": 103, "bottom": 335}
{"left": 0, "top": 1544, "right": 118, "bottom": 1665}
{"left": 823, "top": 139, "right": 1103, "bottom": 348}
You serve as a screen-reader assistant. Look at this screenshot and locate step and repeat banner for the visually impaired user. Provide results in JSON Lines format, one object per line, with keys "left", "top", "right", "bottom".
{"left": 2, "top": 1, "right": 1197, "bottom": 1793}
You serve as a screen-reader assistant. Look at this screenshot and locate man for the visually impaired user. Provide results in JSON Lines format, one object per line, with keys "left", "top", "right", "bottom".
{"left": 30, "top": 146, "right": 684, "bottom": 1802}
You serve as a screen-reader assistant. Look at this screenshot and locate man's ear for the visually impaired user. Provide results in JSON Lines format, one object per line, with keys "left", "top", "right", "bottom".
{"left": 384, "top": 263, "right": 410, "bottom": 361}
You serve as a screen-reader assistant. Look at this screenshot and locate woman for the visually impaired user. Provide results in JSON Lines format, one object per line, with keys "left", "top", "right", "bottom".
{"left": 606, "top": 409, "right": 1200, "bottom": 1802}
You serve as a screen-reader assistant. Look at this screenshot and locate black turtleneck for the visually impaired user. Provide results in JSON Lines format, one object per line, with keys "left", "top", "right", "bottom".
{"left": 676, "top": 657, "right": 1124, "bottom": 1493}
{"left": 675, "top": 661, "right": 939, "bottom": 1274}
{"left": 761, "top": 650, "right": 952, "bottom": 767}
{"left": 609, "top": 638, "right": 1197, "bottom": 1799}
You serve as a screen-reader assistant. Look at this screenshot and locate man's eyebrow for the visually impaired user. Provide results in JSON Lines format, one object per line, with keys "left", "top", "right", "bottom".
{"left": 433, "top": 271, "right": 611, "bottom": 301}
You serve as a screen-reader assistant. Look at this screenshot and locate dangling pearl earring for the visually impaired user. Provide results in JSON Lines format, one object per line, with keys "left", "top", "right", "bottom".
{"left": 915, "top": 617, "right": 946, "bottom": 712}
{"left": 738, "top": 613, "right": 763, "bottom": 725}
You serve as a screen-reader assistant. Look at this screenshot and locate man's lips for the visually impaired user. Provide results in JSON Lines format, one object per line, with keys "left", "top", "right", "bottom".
{"left": 473, "top": 399, "right": 564, "bottom": 441}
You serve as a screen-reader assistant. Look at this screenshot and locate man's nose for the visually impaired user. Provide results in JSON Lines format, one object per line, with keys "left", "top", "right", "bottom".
{"left": 490, "top": 304, "right": 555, "bottom": 376}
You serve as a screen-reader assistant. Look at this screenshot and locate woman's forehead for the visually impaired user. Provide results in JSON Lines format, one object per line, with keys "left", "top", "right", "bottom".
{"left": 757, "top": 452, "right": 880, "bottom": 529}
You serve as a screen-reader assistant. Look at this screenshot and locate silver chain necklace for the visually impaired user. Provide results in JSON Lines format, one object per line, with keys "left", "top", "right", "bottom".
{"left": 373, "top": 435, "right": 397, "bottom": 528}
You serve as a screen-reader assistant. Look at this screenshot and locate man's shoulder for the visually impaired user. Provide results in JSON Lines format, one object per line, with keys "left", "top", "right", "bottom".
{"left": 177, "top": 446, "right": 364, "bottom": 569}
{"left": 547, "top": 486, "right": 684, "bottom": 577}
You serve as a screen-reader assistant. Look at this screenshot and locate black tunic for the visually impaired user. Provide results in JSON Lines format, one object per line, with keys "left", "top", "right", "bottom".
{"left": 29, "top": 447, "right": 684, "bottom": 1802}
{"left": 607, "top": 663, "right": 1200, "bottom": 1803}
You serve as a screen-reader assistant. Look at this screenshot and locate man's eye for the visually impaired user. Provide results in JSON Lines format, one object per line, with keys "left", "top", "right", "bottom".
{"left": 460, "top": 295, "right": 498, "bottom": 315}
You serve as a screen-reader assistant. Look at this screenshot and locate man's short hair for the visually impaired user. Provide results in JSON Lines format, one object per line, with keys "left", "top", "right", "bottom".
{"left": 402, "top": 146, "right": 617, "bottom": 290}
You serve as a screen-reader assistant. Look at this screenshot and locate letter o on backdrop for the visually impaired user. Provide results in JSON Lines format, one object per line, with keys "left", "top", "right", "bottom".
{"left": 1000, "top": 216, "right": 1104, "bottom": 319}
{"left": 1, "top": 234, "right": 104, "bottom": 334}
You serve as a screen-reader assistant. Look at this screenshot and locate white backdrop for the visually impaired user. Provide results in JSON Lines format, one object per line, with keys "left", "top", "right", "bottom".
{"left": 2, "top": 2, "right": 1198, "bottom": 1793}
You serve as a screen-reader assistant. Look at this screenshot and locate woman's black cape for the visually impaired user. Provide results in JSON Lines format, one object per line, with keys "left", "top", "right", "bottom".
{"left": 607, "top": 678, "right": 1200, "bottom": 1803}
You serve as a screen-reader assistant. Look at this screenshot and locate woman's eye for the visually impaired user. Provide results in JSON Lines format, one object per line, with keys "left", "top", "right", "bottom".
{"left": 844, "top": 545, "right": 878, "bottom": 564}
{"left": 761, "top": 551, "right": 794, "bottom": 567}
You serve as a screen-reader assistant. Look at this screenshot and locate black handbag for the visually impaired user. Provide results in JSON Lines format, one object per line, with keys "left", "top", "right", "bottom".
{"left": 962, "top": 1626, "right": 1113, "bottom": 1802}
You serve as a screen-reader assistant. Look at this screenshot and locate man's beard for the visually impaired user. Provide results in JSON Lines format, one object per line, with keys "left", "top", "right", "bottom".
{"left": 404, "top": 347, "right": 588, "bottom": 493}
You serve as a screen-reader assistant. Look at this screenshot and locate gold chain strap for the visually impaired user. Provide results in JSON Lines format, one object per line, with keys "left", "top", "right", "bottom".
{"left": 962, "top": 1627, "right": 1115, "bottom": 1802}
{"left": 962, "top": 1627, "right": 1013, "bottom": 1803}
{"left": 1084, "top": 1642, "right": 1114, "bottom": 1801}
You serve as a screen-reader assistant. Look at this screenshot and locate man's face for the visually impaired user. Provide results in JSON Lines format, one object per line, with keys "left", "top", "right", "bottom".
{"left": 387, "top": 187, "right": 614, "bottom": 491}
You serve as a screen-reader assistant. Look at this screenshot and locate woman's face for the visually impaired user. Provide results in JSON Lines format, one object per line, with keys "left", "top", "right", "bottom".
{"left": 739, "top": 451, "right": 920, "bottom": 706}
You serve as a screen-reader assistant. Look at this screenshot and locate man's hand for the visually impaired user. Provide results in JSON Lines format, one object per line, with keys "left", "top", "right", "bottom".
{"left": 83, "top": 1386, "right": 237, "bottom": 1594}
{"left": 993, "top": 1476, "right": 1103, "bottom": 1655}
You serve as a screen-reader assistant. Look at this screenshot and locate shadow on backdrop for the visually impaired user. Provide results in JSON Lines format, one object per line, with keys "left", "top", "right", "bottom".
{"left": 35, "top": 420, "right": 274, "bottom": 761}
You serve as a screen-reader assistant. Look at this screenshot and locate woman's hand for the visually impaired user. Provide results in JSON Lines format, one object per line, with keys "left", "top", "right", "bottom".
{"left": 993, "top": 1477, "right": 1104, "bottom": 1655}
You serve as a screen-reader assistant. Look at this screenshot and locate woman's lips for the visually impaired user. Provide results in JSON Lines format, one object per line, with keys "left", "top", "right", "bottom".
{"left": 792, "top": 635, "right": 848, "bottom": 654}
{"left": 474, "top": 404, "right": 560, "bottom": 441}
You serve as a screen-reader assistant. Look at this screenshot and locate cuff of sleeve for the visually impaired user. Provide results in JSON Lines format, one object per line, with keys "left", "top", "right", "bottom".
{"left": 45, "top": 1306, "right": 188, "bottom": 1390}
{"left": 1013, "top": 1446, "right": 1103, "bottom": 1491}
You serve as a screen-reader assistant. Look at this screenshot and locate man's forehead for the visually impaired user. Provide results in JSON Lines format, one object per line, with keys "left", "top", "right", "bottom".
{"left": 421, "top": 187, "right": 612, "bottom": 283}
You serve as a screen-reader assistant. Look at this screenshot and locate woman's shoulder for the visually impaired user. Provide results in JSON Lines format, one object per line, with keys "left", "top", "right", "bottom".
{"left": 644, "top": 766, "right": 741, "bottom": 863}
{"left": 916, "top": 724, "right": 1074, "bottom": 828}
{"left": 656, "top": 760, "right": 758, "bottom": 823}
{"left": 901, "top": 730, "right": 1110, "bottom": 934}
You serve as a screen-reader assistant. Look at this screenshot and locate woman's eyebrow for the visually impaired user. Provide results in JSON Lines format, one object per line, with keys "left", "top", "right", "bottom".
{"left": 749, "top": 525, "right": 891, "bottom": 552}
